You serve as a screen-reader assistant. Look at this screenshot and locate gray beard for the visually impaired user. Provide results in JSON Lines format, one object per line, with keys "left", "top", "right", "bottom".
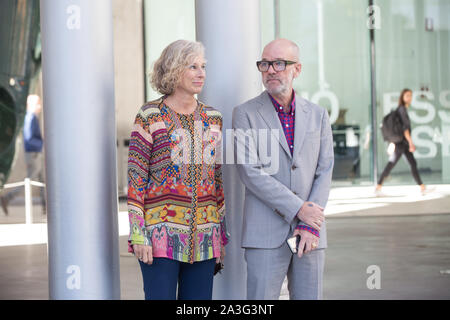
{"left": 266, "top": 83, "right": 288, "bottom": 96}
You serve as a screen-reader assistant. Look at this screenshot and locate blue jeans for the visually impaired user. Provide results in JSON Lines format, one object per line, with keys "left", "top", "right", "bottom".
{"left": 138, "top": 257, "right": 216, "bottom": 300}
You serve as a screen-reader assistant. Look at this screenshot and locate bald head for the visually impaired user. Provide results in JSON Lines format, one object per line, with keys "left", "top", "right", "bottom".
{"left": 259, "top": 39, "right": 302, "bottom": 103}
{"left": 262, "top": 38, "right": 300, "bottom": 62}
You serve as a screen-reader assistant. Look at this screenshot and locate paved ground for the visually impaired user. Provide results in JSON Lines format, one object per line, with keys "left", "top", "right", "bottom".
{"left": 321, "top": 214, "right": 450, "bottom": 299}
{"left": 1, "top": 185, "right": 450, "bottom": 300}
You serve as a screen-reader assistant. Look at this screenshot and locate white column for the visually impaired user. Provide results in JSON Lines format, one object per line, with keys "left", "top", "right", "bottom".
{"left": 196, "top": 0, "right": 261, "bottom": 300}
{"left": 24, "top": 178, "right": 32, "bottom": 225}
{"left": 40, "top": 0, "right": 120, "bottom": 299}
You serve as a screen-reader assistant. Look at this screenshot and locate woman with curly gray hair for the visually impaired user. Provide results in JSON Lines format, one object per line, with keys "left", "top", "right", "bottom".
{"left": 127, "top": 39, "right": 228, "bottom": 300}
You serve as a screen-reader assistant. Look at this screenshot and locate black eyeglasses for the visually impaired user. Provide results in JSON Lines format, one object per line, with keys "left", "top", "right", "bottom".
{"left": 256, "top": 60, "right": 297, "bottom": 72}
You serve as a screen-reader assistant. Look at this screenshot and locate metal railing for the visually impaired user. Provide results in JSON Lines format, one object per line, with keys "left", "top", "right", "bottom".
{"left": 3, "top": 178, "right": 45, "bottom": 224}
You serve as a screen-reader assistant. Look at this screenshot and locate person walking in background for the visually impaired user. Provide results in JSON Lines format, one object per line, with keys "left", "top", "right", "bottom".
{"left": 127, "top": 40, "right": 228, "bottom": 300}
{"left": 376, "top": 88, "right": 431, "bottom": 196}
{"left": 232, "top": 39, "right": 334, "bottom": 300}
{"left": 1, "top": 94, "right": 46, "bottom": 215}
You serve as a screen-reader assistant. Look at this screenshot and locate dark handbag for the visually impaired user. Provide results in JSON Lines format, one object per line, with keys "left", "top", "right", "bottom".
{"left": 214, "top": 261, "right": 224, "bottom": 276}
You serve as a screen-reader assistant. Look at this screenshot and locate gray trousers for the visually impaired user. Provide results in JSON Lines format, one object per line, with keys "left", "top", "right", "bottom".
{"left": 245, "top": 242, "right": 325, "bottom": 300}
{"left": 25, "top": 152, "right": 45, "bottom": 183}
{"left": 4, "top": 152, "right": 45, "bottom": 205}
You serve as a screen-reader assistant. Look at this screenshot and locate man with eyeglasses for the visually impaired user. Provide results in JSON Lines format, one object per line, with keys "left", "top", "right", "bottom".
{"left": 232, "top": 39, "right": 334, "bottom": 300}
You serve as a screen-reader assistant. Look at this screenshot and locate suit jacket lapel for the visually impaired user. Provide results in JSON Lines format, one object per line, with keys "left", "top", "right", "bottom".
{"left": 256, "top": 91, "right": 292, "bottom": 158}
{"left": 293, "top": 96, "right": 311, "bottom": 160}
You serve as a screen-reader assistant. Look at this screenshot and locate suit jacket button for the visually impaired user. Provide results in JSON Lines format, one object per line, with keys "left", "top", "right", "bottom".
{"left": 292, "top": 164, "right": 297, "bottom": 170}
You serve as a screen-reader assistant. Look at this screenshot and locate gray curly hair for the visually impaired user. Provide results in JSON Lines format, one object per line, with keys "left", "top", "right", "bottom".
{"left": 150, "top": 40, "right": 205, "bottom": 95}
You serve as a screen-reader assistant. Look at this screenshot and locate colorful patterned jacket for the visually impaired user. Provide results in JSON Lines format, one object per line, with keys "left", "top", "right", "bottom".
{"left": 127, "top": 97, "right": 229, "bottom": 263}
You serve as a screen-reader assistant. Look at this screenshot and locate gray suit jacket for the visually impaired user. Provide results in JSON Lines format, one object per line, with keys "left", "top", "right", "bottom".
{"left": 232, "top": 91, "right": 334, "bottom": 250}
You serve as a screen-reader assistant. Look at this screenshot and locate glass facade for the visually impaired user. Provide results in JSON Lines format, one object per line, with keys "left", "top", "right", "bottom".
{"left": 143, "top": 0, "right": 196, "bottom": 101}
{"left": 143, "top": 0, "right": 450, "bottom": 186}
{"left": 374, "top": 0, "right": 450, "bottom": 185}
{"left": 267, "top": 0, "right": 450, "bottom": 185}
{"left": 274, "top": 0, "right": 373, "bottom": 185}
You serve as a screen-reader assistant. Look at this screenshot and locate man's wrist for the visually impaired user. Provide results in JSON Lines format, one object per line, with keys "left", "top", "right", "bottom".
{"left": 296, "top": 202, "right": 306, "bottom": 219}
{"left": 296, "top": 224, "right": 320, "bottom": 238}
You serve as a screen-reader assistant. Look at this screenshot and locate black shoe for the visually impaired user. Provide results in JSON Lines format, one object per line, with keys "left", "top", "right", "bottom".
{"left": 1, "top": 196, "right": 8, "bottom": 215}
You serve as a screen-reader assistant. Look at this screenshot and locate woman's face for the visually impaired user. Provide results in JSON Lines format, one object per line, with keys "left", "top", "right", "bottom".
{"left": 403, "top": 91, "right": 412, "bottom": 106}
{"left": 176, "top": 55, "right": 206, "bottom": 96}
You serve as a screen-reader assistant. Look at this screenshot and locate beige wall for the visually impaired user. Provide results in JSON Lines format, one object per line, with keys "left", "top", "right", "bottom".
{"left": 6, "top": 0, "right": 146, "bottom": 197}
{"left": 112, "top": 0, "right": 146, "bottom": 195}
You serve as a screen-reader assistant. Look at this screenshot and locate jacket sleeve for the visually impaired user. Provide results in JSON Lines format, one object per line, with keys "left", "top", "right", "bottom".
{"left": 232, "top": 106, "right": 304, "bottom": 225}
{"left": 305, "top": 109, "right": 334, "bottom": 208}
{"left": 397, "top": 106, "right": 411, "bottom": 132}
{"left": 127, "top": 109, "right": 153, "bottom": 253}
{"left": 215, "top": 164, "right": 230, "bottom": 246}
{"left": 295, "top": 109, "right": 334, "bottom": 234}
{"left": 214, "top": 118, "right": 230, "bottom": 246}
{"left": 24, "top": 116, "right": 43, "bottom": 151}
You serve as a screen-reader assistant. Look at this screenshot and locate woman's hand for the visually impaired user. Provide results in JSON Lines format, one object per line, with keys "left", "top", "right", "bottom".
{"left": 133, "top": 244, "right": 153, "bottom": 265}
{"left": 404, "top": 130, "right": 415, "bottom": 152}
{"left": 216, "top": 244, "right": 226, "bottom": 264}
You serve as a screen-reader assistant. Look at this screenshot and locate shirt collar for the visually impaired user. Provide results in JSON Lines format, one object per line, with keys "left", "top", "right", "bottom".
{"left": 268, "top": 90, "right": 296, "bottom": 115}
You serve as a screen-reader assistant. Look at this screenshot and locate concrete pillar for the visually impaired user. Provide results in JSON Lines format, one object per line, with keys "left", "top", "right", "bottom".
{"left": 195, "top": 0, "right": 261, "bottom": 300}
{"left": 40, "top": 0, "right": 120, "bottom": 299}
